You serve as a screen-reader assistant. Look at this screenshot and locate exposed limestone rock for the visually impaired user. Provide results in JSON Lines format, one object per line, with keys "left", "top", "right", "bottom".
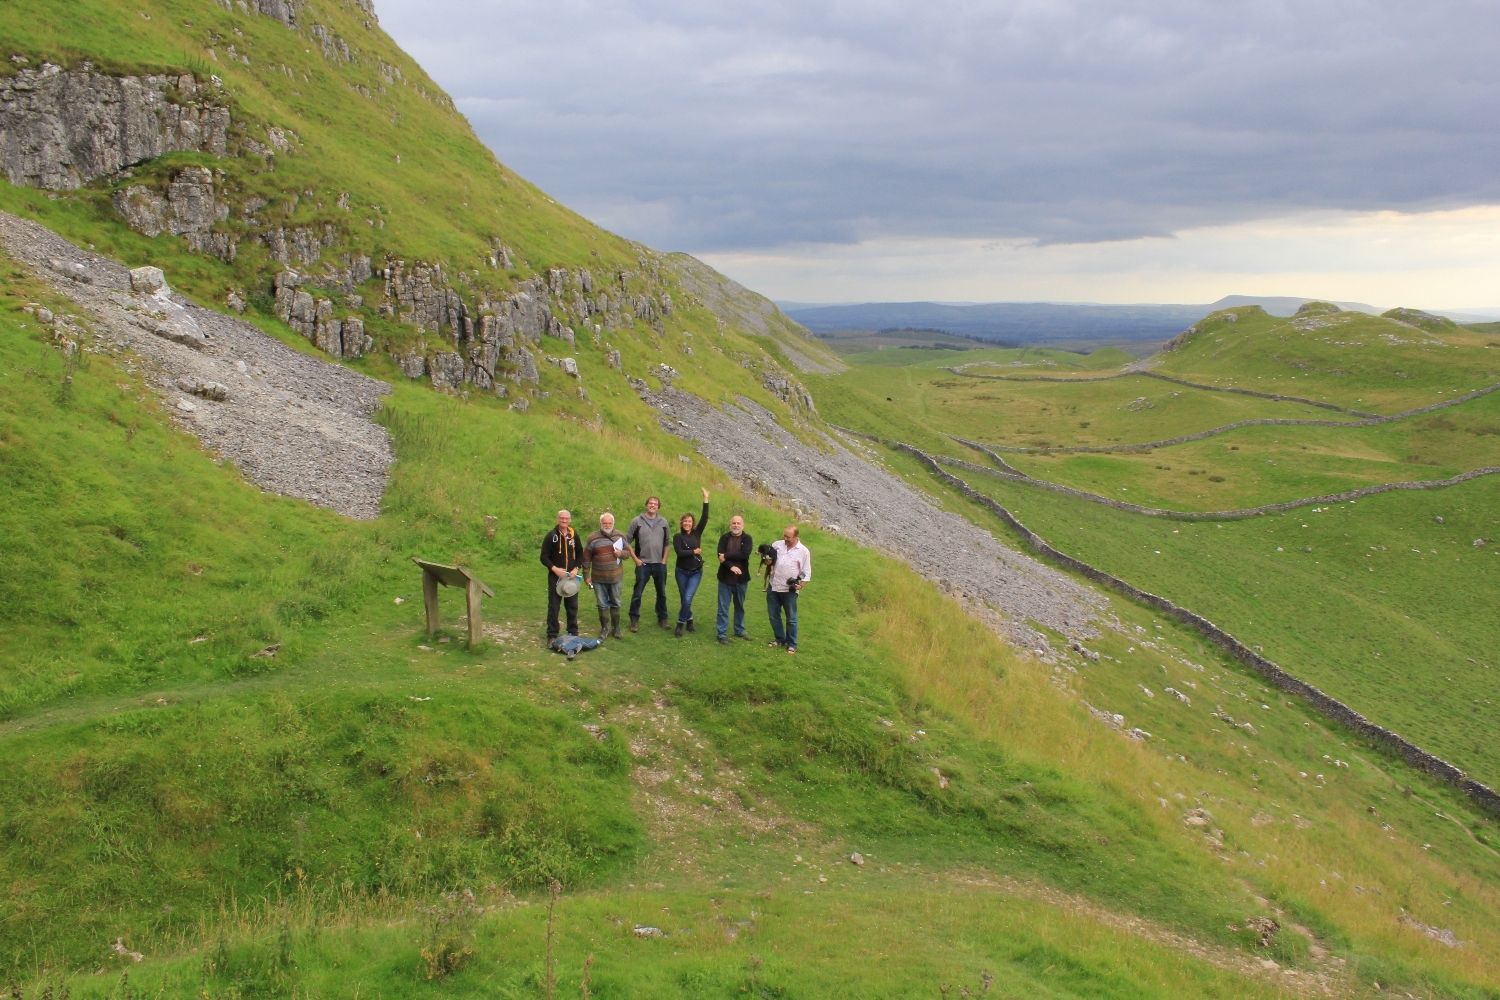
{"left": 515, "top": 347, "right": 539, "bottom": 384}
{"left": 429, "top": 351, "right": 464, "bottom": 391}
{"left": 256, "top": 0, "right": 302, "bottom": 28}
{"left": 384, "top": 260, "right": 464, "bottom": 333}
{"left": 263, "top": 224, "right": 336, "bottom": 265}
{"left": 396, "top": 350, "right": 426, "bottom": 379}
{"left": 113, "top": 185, "right": 168, "bottom": 235}
{"left": 310, "top": 24, "right": 355, "bottom": 63}
{"left": 762, "top": 371, "right": 815, "bottom": 412}
{"left": 129, "top": 265, "right": 165, "bottom": 294}
{"left": 112, "top": 166, "right": 235, "bottom": 259}
{"left": 342, "top": 316, "right": 366, "bottom": 358}
{"left": 0, "top": 67, "right": 229, "bottom": 189}
{"left": 547, "top": 314, "right": 574, "bottom": 346}
{"left": 313, "top": 301, "right": 341, "bottom": 357}
{"left": 273, "top": 271, "right": 318, "bottom": 338}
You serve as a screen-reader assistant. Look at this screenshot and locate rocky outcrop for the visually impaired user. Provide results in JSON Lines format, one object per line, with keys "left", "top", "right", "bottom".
{"left": 0, "top": 66, "right": 229, "bottom": 190}
{"left": 263, "top": 224, "right": 337, "bottom": 265}
{"left": 254, "top": 0, "right": 302, "bottom": 29}
{"left": 113, "top": 166, "right": 219, "bottom": 229}
{"left": 311, "top": 24, "right": 356, "bottom": 63}
{"left": 113, "top": 166, "right": 240, "bottom": 262}
{"left": 272, "top": 270, "right": 366, "bottom": 358}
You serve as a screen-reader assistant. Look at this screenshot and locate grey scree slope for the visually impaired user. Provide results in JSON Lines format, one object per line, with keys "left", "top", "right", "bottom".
{"left": 641, "top": 387, "right": 1104, "bottom": 647}
{"left": 0, "top": 211, "right": 392, "bottom": 519}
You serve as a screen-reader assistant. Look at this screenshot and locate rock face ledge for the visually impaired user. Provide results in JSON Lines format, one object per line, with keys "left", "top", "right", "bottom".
{"left": 0, "top": 210, "right": 393, "bottom": 519}
{"left": 0, "top": 66, "right": 230, "bottom": 190}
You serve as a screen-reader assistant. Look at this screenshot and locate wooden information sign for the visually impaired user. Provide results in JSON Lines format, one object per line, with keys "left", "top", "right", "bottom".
{"left": 411, "top": 558, "right": 495, "bottom": 647}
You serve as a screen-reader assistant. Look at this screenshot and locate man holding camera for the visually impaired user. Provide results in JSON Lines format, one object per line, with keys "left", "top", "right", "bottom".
{"left": 765, "top": 524, "right": 811, "bottom": 654}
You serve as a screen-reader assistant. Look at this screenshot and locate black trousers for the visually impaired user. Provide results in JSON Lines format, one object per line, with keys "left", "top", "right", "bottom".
{"left": 546, "top": 574, "right": 579, "bottom": 638}
{"left": 629, "top": 562, "right": 669, "bottom": 622}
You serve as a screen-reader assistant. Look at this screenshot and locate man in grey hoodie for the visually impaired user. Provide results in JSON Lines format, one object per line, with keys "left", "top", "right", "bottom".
{"left": 626, "top": 496, "right": 672, "bottom": 631}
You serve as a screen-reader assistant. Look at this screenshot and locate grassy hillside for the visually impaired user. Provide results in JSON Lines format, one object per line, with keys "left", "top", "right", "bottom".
{"left": 813, "top": 305, "right": 1500, "bottom": 800}
{"left": 0, "top": 0, "right": 837, "bottom": 437}
{"left": 1154, "top": 306, "right": 1500, "bottom": 412}
{"left": 5, "top": 3, "right": 1500, "bottom": 998}
{"left": 7, "top": 266, "right": 1500, "bottom": 998}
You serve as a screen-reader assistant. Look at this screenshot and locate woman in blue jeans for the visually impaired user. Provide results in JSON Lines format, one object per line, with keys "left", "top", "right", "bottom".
{"left": 671, "top": 488, "right": 711, "bottom": 637}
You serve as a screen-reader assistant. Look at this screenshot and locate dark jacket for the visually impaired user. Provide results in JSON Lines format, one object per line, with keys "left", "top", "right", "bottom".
{"left": 716, "top": 528, "right": 754, "bottom": 585}
{"left": 540, "top": 525, "right": 582, "bottom": 574}
{"left": 671, "top": 503, "right": 710, "bottom": 573}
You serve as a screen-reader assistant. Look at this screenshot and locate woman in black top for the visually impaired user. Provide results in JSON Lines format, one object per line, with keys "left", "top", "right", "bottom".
{"left": 671, "top": 488, "right": 710, "bottom": 636}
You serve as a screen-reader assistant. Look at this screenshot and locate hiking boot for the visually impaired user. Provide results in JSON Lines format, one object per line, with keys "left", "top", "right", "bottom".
{"left": 685, "top": 619, "right": 696, "bottom": 633}
{"left": 629, "top": 618, "right": 639, "bottom": 633}
{"left": 718, "top": 636, "right": 730, "bottom": 646}
{"left": 598, "top": 612, "right": 610, "bottom": 640}
{"left": 610, "top": 609, "right": 623, "bottom": 639}
{"left": 659, "top": 619, "right": 671, "bottom": 630}
{"left": 735, "top": 632, "right": 750, "bottom": 640}
{"left": 674, "top": 622, "right": 685, "bottom": 638}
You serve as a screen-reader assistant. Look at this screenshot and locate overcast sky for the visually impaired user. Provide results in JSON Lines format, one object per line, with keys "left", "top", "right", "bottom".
{"left": 379, "top": 1, "right": 1500, "bottom": 306}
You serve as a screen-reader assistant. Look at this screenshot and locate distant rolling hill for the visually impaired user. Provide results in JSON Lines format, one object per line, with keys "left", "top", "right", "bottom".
{"left": 781, "top": 295, "right": 1400, "bottom": 345}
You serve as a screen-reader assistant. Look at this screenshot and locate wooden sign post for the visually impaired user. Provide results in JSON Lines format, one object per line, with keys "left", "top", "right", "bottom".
{"left": 411, "top": 558, "right": 495, "bottom": 647}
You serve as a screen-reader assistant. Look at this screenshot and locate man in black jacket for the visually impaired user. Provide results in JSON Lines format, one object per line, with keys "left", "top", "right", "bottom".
{"left": 540, "top": 509, "right": 583, "bottom": 639}
{"left": 714, "top": 515, "right": 754, "bottom": 645}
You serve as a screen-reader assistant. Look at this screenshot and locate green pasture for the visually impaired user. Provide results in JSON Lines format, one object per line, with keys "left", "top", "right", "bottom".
{"left": 932, "top": 458, "right": 1500, "bottom": 789}
{"left": 7, "top": 299, "right": 1500, "bottom": 996}
{"left": 1153, "top": 307, "right": 1500, "bottom": 412}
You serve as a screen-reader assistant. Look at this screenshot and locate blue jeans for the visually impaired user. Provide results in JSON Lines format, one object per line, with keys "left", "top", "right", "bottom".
{"left": 767, "top": 589, "right": 799, "bottom": 648}
{"left": 717, "top": 580, "right": 748, "bottom": 639}
{"left": 592, "top": 580, "right": 623, "bottom": 609}
{"left": 630, "top": 563, "right": 668, "bottom": 623}
{"left": 675, "top": 568, "right": 703, "bottom": 623}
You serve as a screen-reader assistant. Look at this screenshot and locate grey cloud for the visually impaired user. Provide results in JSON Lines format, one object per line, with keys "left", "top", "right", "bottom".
{"left": 380, "top": 0, "right": 1500, "bottom": 251}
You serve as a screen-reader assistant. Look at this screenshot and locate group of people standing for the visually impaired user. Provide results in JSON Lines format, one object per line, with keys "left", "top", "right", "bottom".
{"left": 539, "top": 491, "right": 812, "bottom": 653}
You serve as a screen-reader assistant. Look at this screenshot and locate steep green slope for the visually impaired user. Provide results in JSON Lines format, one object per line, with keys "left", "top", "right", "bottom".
{"left": 0, "top": 0, "right": 837, "bottom": 431}
{"left": 5, "top": 3, "right": 1500, "bottom": 998}
{"left": 7, "top": 288, "right": 1500, "bottom": 998}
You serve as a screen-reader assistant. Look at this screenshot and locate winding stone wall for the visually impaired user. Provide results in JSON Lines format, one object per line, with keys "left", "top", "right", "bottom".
{"left": 948, "top": 366, "right": 1379, "bottom": 417}
{"left": 893, "top": 441, "right": 1500, "bottom": 818}
{"left": 944, "top": 439, "right": 1500, "bottom": 522}
{"left": 963, "top": 380, "right": 1500, "bottom": 456}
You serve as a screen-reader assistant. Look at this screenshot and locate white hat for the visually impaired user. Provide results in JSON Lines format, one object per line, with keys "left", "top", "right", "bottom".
{"left": 555, "top": 574, "right": 581, "bottom": 597}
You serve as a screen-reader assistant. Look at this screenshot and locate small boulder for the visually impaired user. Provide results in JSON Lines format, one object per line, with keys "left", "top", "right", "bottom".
{"left": 850, "top": 852, "right": 864, "bottom": 866}
{"left": 632, "top": 926, "right": 664, "bottom": 939}
{"left": 130, "top": 266, "right": 166, "bottom": 294}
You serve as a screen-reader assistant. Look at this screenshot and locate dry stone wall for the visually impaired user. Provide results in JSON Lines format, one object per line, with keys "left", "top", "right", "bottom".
{"left": 895, "top": 442, "right": 1500, "bottom": 818}
{"left": 944, "top": 438, "right": 1500, "bottom": 522}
